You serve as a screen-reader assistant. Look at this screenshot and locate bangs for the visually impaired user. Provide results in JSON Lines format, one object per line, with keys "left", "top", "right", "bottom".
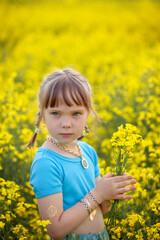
{"left": 43, "top": 77, "right": 90, "bottom": 109}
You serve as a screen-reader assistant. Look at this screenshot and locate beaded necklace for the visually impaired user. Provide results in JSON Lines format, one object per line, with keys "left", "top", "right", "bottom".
{"left": 46, "top": 135, "right": 89, "bottom": 169}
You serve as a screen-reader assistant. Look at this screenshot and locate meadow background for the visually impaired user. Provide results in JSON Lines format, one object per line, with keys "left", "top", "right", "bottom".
{"left": 0, "top": 0, "right": 160, "bottom": 239}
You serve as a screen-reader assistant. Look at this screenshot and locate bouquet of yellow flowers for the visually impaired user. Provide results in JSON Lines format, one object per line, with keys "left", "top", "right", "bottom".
{"left": 107, "top": 124, "right": 143, "bottom": 226}
{"left": 110, "top": 123, "right": 143, "bottom": 176}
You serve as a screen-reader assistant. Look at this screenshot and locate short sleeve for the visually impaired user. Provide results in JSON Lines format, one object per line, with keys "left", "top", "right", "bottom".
{"left": 30, "top": 157, "right": 63, "bottom": 198}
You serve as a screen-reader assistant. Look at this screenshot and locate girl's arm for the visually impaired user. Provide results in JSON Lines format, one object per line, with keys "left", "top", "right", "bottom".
{"left": 37, "top": 174, "right": 136, "bottom": 240}
{"left": 95, "top": 175, "right": 112, "bottom": 214}
{"left": 37, "top": 192, "right": 91, "bottom": 240}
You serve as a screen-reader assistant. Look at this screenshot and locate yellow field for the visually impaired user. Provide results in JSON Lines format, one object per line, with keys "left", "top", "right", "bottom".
{"left": 0, "top": 0, "right": 159, "bottom": 239}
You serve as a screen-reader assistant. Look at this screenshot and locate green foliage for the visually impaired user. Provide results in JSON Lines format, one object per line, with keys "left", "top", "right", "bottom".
{"left": 0, "top": 0, "right": 160, "bottom": 239}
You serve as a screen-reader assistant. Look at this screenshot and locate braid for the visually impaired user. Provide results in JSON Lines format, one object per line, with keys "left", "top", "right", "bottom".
{"left": 85, "top": 125, "right": 90, "bottom": 133}
{"left": 26, "top": 111, "right": 43, "bottom": 149}
{"left": 77, "top": 125, "right": 90, "bottom": 140}
{"left": 35, "top": 111, "right": 42, "bottom": 128}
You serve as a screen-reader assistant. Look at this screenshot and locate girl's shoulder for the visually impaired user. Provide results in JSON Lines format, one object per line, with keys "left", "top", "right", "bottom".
{"left": 31, "top": 147, "right": 62, "bottom": 168}
{"left": 34, "top": 147, "right": 55, "bottom": 159}
{"left": 78, "top": 140, "right": 95, "bottom": 150}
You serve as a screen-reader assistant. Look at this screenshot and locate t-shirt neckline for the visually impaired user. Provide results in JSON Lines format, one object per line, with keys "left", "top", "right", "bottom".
{"left": 38, "top": 147, "right": 82, "bottom": 163}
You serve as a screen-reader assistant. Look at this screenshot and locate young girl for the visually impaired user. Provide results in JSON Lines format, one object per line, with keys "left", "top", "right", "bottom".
{"left": 28, "top": 68, "right": 137, "bottom": 240}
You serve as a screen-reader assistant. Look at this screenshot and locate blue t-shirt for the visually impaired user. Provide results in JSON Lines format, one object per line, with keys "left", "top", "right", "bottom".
{"left": 30, "top": 141, "right": 100, "bottom": 210}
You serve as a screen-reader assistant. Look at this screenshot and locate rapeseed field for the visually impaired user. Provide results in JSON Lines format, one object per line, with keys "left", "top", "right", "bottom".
{"left": 0, "top": 0, "right": 159, "bottom": 239}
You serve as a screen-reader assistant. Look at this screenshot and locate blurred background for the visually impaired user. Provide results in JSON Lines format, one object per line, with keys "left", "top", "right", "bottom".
{"left": 0, "top": 0, "right": 160, "bottom": 239}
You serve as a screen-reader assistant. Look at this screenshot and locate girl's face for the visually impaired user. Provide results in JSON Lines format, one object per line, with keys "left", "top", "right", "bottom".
{"left": 43, "top": 100, "right": 89, "bottom": 145}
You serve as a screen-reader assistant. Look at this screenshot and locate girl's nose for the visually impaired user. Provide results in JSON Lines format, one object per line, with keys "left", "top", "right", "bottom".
{"left": 61, "top": 118, "right": 72, "bottom": 129}
{"left": 62, "top": 124, "right": 71, "bottom": 129}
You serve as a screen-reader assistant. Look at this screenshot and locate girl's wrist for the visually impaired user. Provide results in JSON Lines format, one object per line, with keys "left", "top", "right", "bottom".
{"left": 80, "top": 191, "right": 100, "bottom": 222}
{"left": 90, "top": 188, "right": 103, "bottom": 205}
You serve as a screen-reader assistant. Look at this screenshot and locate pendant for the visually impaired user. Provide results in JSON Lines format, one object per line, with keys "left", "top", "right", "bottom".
{"left": 81, "top": 157, "right": 89, "bottom": 169}
{"left": 89, "top": 209, "right": 96, "bottom": 221}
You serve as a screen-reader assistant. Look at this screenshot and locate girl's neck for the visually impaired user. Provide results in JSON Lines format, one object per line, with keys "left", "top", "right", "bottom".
{"left": 41, "top": 139, "right": 79, "bottom": 158}
{"left": 54, "top": 138, "right": 78, "bottom": 149}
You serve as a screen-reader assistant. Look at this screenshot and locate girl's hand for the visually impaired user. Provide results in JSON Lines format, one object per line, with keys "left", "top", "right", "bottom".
{"left": 92, "top": 173, "right": 137, "bottom": 204}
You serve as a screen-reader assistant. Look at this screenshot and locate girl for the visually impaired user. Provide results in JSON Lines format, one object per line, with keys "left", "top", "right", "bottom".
{"left": 28, "top": 68, "right": 137, "bottom": 240}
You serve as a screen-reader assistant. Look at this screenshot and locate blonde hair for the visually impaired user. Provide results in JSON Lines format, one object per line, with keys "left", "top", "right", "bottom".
{"left": 27, "top": 68, "right": 97, "bottom": 148}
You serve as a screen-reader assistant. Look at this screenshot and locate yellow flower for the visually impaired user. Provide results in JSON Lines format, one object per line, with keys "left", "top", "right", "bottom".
{"left": 112, "top": 236, "right": 118, "bottom": 240}
{"left": 0, "top": 164, "right": 2, "bottom": 170}
{"left": 1, "top": 188, "right": 7, "bottom": 196}
{"left": 8, "top": 237, "right": 13, "bottom": 240}
{"left": 110, "top": 124, "right": 143, "bottom": 176}
{"left": 37, "top": 219, "right": 51, "bottom": 227}
{"left": 24, "top": 203, "right": 32, "bottom": 208}
{"left": 127, "top": 232, "right": 134, "bottom": 238}
{"left": 41, "top": 219, "right": 51, "bottom": 227}
{"left": 114, "top": 226, "right": 121, "bottom": 238}
{"left": 5, "top": 213, "right": 11, "bottom": 222}
{"left": 15, "top": 202, "right": 26, "bottom": 217}
{"left": 12, "top": 224, "right": 29, "bottom": 235}
{"left": 0, "top": 221, "right": 5, "bottom": 228}
{"left": 129, "top": 219, "right": 135, "bottom": 227}
{"left": 6, "top": 200, "right": 11, "bottom": 205}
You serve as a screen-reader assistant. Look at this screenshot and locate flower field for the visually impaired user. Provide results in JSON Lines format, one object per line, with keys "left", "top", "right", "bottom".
{"left": 0, "top": 0, "right": 160, "bottom": 239}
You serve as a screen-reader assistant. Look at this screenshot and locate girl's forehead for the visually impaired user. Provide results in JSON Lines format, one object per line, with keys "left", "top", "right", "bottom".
{"left": 47, "top": 103, "right": 86, "bottom": 111}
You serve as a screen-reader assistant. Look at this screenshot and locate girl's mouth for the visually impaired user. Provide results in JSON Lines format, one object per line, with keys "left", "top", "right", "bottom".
{"left": 59, "top": 133, "right": 73, "bottom": 137}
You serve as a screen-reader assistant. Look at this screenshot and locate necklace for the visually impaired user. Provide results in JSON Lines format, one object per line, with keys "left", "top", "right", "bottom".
{"left": 46, "top": 135, "right": 89, "bottom": 169}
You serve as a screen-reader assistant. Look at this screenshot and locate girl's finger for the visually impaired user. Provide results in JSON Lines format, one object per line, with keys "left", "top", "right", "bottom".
{"left": 114, "top": 175, "right": 133, "bottom": 183}
{"left": 104, "top": 173, "right": 113, "bottom": 178}
{"left": 116, "top": 194, "right": 132, "bottom": 200}
{"left": 117, "top": 185, "right": 136, "bottom": 194}
{"left": 116, "top": 179, "right": 137, "bottom": 188}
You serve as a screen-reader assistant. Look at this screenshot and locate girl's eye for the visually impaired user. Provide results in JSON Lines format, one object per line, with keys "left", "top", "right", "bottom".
{"left": 52, "top": 112, "right": 59, "bottom": 116}
{"left": 73, "top": 112, "right": 80, "bottom": 116}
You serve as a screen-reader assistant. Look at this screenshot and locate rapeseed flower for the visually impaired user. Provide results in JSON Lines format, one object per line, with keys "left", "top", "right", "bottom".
{"left": 110, "top": 123, "right": 143, "bottom": 175}
{"left": 0, "top": 222, "right": 5, "bottom": 229}
{"left": 107, "top": 124, "right": 143, "bottom": 228}
{"left": 0, "top": 0, "right": 159, "bottom": 239}
{"left": 37, "top": 219, "right": 51, "bottom": 227}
